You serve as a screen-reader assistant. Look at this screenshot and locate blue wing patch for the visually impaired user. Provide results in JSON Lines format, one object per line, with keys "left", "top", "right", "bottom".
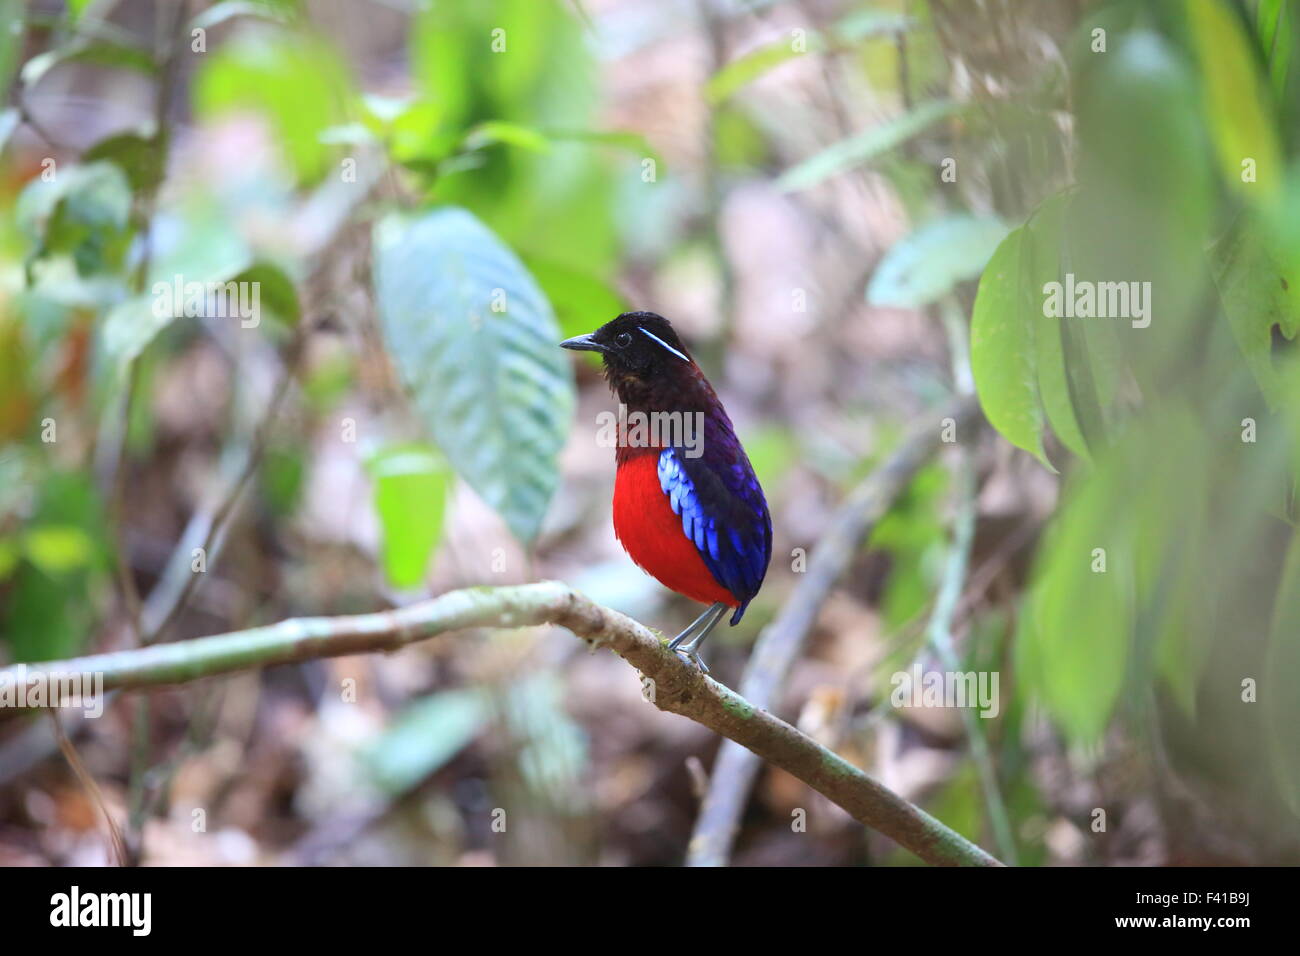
{"left": 657, "top": 446, "right": 771, "bottom": 625}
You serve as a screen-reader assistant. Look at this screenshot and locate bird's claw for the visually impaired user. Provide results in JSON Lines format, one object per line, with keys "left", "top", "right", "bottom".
{"left": 671, "top": 644, "right": 710, "bottom": 674}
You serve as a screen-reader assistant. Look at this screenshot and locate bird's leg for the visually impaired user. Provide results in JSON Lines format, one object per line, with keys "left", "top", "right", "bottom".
{"left": 667, "top": 602, "right": 728, "bottom": 673}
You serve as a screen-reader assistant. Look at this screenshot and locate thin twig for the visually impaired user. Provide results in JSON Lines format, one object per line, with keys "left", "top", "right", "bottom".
{"left": 0, "top": 582, "right": 1002, "bottom": 867}
{"left": 48, "top": 710, "right": 128, "bottom": 866}
{"left": 113, "top": 0, "right": 193, "bottom": 865}
{"left": 111, "top": 0, "right": 193, "bottom": 648}
{"left": 922, "top": 298, "right": 1017, "bottom": 862}
{"left": 145, "top": 334, "right": 302, "bottom": 644}
{"left": 925, "top": 450, "right": 1017, "bottom": 863}
{"left": 14, "top": 95, "right": 73, "bottom": 153}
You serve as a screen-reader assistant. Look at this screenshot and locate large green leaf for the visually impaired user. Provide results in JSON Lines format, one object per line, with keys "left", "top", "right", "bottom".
{"left": 372, "top": 207, "right": 574, "bottom": 544}
{"left": 969, "top": 190, "right": 1121, "bottom": 468}
{"left": 969, "top": 223, "right": 1050, "bottom": 468}
{"left": 867, "top": 214, "right": 1008, "bottom": 309}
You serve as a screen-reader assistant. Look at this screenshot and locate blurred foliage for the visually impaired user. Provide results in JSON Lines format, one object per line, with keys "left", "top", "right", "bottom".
{"left": 2, "top": 0, "right": 1300, "bottom": 866}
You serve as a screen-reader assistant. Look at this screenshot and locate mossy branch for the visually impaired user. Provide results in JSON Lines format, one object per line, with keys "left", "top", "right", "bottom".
{"left": 0, "top": 581, "right": 1001, "bottom": 867}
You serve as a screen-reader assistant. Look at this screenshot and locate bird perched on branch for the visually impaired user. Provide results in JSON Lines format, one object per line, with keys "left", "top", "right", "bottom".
{"left": 561, "top": 312, "right": 771, "bottom": 672}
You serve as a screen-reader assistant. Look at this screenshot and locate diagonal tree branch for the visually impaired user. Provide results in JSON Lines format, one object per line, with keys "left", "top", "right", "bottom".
{"left": 0, "top": 581, "right": 1001, "bottom": 867}
{"left": 687, "top": 394, "right": 981, "bottom": 866}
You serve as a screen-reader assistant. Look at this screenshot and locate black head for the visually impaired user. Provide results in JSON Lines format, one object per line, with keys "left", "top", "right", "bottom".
{"left": 560, "top": 312, "right": 695, "bottom": 384}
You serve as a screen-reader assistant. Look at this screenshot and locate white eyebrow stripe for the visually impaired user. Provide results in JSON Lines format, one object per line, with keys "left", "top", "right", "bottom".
{"left": 639, "top": 326, "right": 690, "bottom": 362}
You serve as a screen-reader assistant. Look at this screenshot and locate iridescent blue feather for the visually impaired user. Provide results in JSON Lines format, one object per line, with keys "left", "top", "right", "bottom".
{"left": 657, "top": 430, "right": 772, "bottom": 625}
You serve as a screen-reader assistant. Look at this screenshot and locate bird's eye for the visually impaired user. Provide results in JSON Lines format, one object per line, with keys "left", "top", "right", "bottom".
{"left": 615, "top": 332, "right": 633, "bottom": 348}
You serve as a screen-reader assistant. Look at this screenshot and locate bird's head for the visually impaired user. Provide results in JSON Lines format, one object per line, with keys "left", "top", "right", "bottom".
{"left": 560, "top": 312, "right": 696, "bottom": 394}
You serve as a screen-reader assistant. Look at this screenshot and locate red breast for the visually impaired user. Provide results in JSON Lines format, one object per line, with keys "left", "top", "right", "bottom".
{"left": 612, "top": 451, "right": 738, "bottom": 608}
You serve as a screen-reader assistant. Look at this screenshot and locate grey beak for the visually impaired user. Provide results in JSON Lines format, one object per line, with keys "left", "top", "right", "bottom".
{"left": 560, "top": 333, "right": 605, "bottom": 353}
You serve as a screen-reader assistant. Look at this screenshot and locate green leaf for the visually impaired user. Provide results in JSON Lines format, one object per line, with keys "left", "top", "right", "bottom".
{"left": 0, "top": 537, "right": 18, "bottom": 581}
{"left": 872, "top": 462, "right": 949, "bottom": 633}
{"left": 1266, "top": 526, "right": 1300, "bottom": 814}
{"left": 410, "top": 0, "right": 594, "bottom": 135}
{"left": 1188, "top": 0, "right": 1283, "bottom": 202}
{"left": 500, "top": 673, "right": 590, "bottom": 810}
{"left": 20, "top": 39, "right": 156, "bottom": 89}
{"left": 261, "top": 444, "right": 304, "bottom": 517}
{"left": 1, "top": 472, "right": 108, "bottom": 662}
{"left": 832, "top": 10, "right": 914, "bottom": 43}
{"left": 1025, "top": 195, "right": 1092, "bottom": 461}
{"left": 708, "top": 39, "right": 812, "bottom": 104}
{"left": 148, "top": 205, "right": 253, "bottom": 288}
{"left": 3, "top": 563, "right": 87, "bottom": 662}
{"left": 17, "top": 161, "right": 133, "bottom": 277}
{"left": 231, "top": 261, "right": 300, "bottom": 327}
{"left": 1018, "top": 466, "right": 1131, "bottom": 744}
{"left": 1139, "top": 411, "right": 1214, "bottom": 717}
{"left": 462, "top": 120, "right": 552, "bottom": 154}
{"left": 17, "top": 161, "right": 132, "bottom": 242}
{"left": 22, "top": 525, "right": 94, "bottom": 575}
{"left": 1210, "top": 221, "right": 1300, "bottom": 408}
{"left": 777, "top": 100, "right": 959, "bottom": 192}
{"left": 365, "top": 688, "right": 490, "bottom": 795}
{"left": 713, "top": 106, "right": 768, "bottom": 170}
{"left": 101, "top": 254, "right": 268, "bottom": 382}
{"left": 372, "top": 207, "right": 574, "bottom": 544}
{"left": 100, "top": 295, "right": 175, "bottom": 382}
{"left": 970, "top": 224, "right": 1050, "bottom": 468}
{"left": 83, "top": 131, "right": 164, "bottom": 193}
{"left": 365, "top": 443, "right": 450, "bottom": 590}
{"left": 867, "top": 214, "right": 1008, "bottom": 309}
{"left": 0, "top": 1, "right": 22, "bottom": 105}
{"left": 1257, "top": 0, "right": 1292, "bottom": 95}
